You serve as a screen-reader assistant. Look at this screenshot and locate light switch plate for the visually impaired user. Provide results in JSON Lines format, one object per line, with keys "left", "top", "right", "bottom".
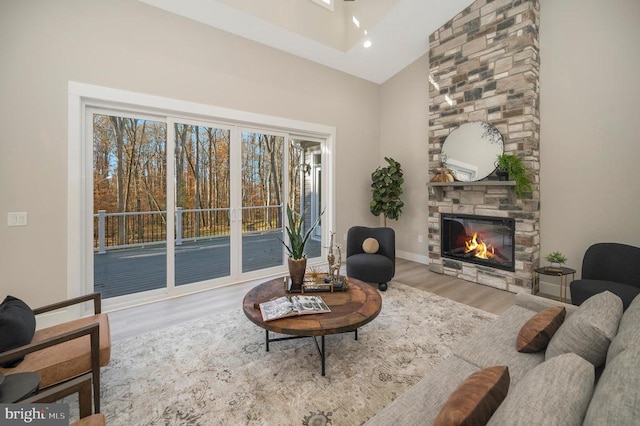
{"left": 8, "top": 212, "right": 28, "bottom": 226}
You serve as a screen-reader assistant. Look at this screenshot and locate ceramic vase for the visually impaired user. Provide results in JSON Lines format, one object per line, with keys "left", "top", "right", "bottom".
{"left": 288, "top": 257, "right": 307, "bottom": 292}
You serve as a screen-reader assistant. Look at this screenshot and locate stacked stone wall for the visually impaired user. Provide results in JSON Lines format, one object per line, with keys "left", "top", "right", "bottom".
{"left": 427, "top": 0, "right": 540, "bottom": 292}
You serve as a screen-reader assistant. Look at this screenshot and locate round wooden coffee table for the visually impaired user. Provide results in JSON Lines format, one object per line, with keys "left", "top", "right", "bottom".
{"left": 243, "top": 276, "right": 382, "bottom": 376}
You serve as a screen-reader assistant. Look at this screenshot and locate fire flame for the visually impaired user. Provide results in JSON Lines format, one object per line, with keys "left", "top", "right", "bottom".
{"left": 465, "top": 232, "right": 495, "bottom": 260}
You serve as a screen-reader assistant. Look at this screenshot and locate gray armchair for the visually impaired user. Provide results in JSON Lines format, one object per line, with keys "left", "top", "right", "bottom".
{"left": 346, "top": 226, "right": 395, "bottom": 291}
{"left": 570, "top": 242, "right": 640, "bottom": 310}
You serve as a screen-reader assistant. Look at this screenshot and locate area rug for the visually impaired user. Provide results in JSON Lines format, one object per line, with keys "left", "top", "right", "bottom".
{"left": 92, "top": 282, "right": 496, "bottom": 425}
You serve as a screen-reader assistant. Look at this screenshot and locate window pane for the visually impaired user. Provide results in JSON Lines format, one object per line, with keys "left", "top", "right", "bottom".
{"left": 93, "top": 114, "right": 167, "bottom": 298}
{"left": 291, "top": 140, "right": 322, "bottom": 259}
{"left": 174, "top": 123, "right": 231, "bottom": 285}
{"left": 241, "top": 131, "right": 285, "bottom": 272}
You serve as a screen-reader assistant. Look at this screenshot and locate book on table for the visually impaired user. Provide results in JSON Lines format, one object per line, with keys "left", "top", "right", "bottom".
{"left": 259, "top": 295, "right": 331, "bottom": 322}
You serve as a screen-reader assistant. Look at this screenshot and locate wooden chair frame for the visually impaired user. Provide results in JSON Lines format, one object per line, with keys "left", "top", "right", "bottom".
{"left": 0, "top": 293, "right": 104, "bottom": 412}
{"left": 22, "top": 373, "right": 94, "bottom": 419}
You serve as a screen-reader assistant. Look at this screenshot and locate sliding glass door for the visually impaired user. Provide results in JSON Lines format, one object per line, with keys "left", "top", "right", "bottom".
{"left": 90, "top": 109, "right": 326, "bottom": 302}
{"left": 173, "top": 121, "right": 231, "bottom": 286}
{"left": 240, "top": 131, "right": 286, "bottom": 273}
{"left": 92, "top": 112, "right": 168, "bottom": 298}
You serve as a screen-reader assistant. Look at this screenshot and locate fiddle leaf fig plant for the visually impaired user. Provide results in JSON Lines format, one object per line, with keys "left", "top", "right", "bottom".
{"left": 496, "top": 153, "right": 533, "bottom": 198}
{"left": 370, "top": 157, "right": 404, "bottom": 226}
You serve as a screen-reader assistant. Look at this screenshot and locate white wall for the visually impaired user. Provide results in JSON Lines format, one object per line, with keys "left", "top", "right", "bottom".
{"left": 539, "top": 0, "right": 640, "bottom": 280}
{"left": 380, "top": 55, "right": 430, "bottom": 263}
{"left": 0, "top": 0, "right": 380, "bottom": 306}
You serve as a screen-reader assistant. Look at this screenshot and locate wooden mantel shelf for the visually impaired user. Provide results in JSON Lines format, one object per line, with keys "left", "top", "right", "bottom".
{"left": 427, "top": 180, "right": 517, "bottom": 202}
{"left": 427, "top": 181, "right": 516, "bottom": 187}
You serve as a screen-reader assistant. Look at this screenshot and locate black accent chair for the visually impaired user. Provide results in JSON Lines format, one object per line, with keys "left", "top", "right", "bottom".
{"left": 570, "top": 242, "right": 640, "bottom": 310}
{"left": 346, "top": 226, "right": 395, "bottom": 291}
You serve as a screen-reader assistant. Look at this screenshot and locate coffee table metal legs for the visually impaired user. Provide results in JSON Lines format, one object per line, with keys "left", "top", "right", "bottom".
{"left": 311, "top": 336, "right": 326, "bottom": 376}
{"left": 264, "top": 329, "right": 358, "bottom": 376}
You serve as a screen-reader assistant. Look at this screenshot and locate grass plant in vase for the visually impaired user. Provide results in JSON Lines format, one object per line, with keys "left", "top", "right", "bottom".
{"left": 280, "top": 204, "right": 322, "bottom": 292}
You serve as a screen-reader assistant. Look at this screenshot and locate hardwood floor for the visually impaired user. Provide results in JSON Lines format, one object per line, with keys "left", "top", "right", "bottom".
{"left": 107, "top": 258, "right": 515, "bottom": 341}
{"left": 394, "top": 258, "right": 515, "bottom": 315}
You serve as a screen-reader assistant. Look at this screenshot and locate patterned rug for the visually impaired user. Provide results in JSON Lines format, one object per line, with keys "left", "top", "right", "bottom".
{"left": 94, "top": 282, "right": 496, "bottom": 425}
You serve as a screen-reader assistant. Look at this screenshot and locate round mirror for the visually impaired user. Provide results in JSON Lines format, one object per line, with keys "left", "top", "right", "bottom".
{"left": 441, "top": 121, "right": 504, "bottom": 182}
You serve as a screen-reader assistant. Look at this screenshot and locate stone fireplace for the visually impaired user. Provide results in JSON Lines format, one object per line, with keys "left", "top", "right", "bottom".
{"left": 427, "top": 0, "right": 541, "bottom": 293}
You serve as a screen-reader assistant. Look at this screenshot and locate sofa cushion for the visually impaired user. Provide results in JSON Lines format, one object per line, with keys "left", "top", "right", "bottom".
{"left": 433, "top": 366, "right": 509, "bottom": 426}
{"left": 607, "top": 293, "right": 640, "bottom": 362}
{"left": 546, "top": 291, "right": 622, "bottom": 367}
{"left": 583, "top": 349, "right": 640, "bottom": 426}
{"left": 362, "top": 238, "right": 379, "bottom": 254}
{"left": 454, "top": 305, "right": 545, "bottom": 384}
{"left": 517, "top": 306, "right": 565, "bottom": 353}
{"left": 0, "top": 314, "right": 111, "bottom": 388}
{"left": 487, "top": 353, "right": 594, "bottom": 425}
{"left": 514, "top": 293, "right": 577, "bottom": 317}
{"left": 0, "top": 296, "right": 36, "bottom": 368}
{"left": 364, "top": 356, "right": 481, "bottom": 426}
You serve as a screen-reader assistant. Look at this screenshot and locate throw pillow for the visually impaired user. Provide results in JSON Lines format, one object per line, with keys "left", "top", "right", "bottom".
{"left": 487, "top": 353, "right": 594, "bottom": 426}
{"left": 0, "top": 295, "right": 36, "bottom": 368}
{"left": 362, "top": 237, "right": 379, "bottom": 254}
{"left": 433, "top": 366, "right": 510, "bottom": 426}
{"left": 583, "top": 348, "right": 640, "bottom": 426}
{"left": 546, "top": 291, "right": 622, "bottom": 367}
{"left": 606, "top": 293, "right": 640, "bottom": 363}
{"left": 517, "top": 306, "right": 566, "bottom": 353}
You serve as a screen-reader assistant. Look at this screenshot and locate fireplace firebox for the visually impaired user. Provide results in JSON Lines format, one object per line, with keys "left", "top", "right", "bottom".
{"left": 441, "top": 213, "right": 515, "bottom": 272}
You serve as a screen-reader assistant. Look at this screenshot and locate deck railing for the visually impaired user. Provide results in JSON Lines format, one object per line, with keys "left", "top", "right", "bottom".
{"left": 94, "top": 205, "right": 283, "bottom": 253}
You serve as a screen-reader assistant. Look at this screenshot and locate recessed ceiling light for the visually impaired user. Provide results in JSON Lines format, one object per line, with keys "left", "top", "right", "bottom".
{"left": 352, "top": 16, "right": 360, "bottom": 28}
{"left": 363, "top": 40, "right": 372, "bottom": 48}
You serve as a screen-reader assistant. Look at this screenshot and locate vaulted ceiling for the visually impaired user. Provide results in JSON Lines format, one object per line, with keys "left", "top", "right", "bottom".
{"left": 139, "top": 0, "right": 474, "bottom": 84}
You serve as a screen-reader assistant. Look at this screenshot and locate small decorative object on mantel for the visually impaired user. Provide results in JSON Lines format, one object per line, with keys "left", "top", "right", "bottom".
{"left": 544, "top": 251, "right": 567, "bottom": 273}
{"left": 430, "top": 167, "right": 456, "bottom": 183}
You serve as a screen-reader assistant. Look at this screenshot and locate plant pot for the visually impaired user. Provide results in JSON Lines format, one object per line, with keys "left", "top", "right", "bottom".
{"left": 288, "top": 257, "right": 307, "bottom": 292}
{"left": 496, "top": 168, "right": 509, "bottom": 181}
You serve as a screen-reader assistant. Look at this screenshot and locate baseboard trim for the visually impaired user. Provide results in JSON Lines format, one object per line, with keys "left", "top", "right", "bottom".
{"left": 396, "top": 251, "right": 429, "bottom": 265}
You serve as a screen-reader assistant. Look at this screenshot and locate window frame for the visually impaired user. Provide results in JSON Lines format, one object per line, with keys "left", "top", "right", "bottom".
{"left": 68, "top": 82, "right": 335, "bottom": 309}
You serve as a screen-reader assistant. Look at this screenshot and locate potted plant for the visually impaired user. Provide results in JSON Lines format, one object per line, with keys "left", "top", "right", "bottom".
{"left": 280, "top": 204, "right": 322, "bottom": 291}
{"left": 496, "top": 153, "right": 533, "bottom": 198}
{"left": 545, "top": 251, "right": 567, "bottom": 268}
{"left": 370, "top": 157, "right": 404, "bottom": 226}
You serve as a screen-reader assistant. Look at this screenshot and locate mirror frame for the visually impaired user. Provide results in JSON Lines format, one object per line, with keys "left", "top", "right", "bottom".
{"left": 441, "top": 121, "right": 504, "bottom": 182}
